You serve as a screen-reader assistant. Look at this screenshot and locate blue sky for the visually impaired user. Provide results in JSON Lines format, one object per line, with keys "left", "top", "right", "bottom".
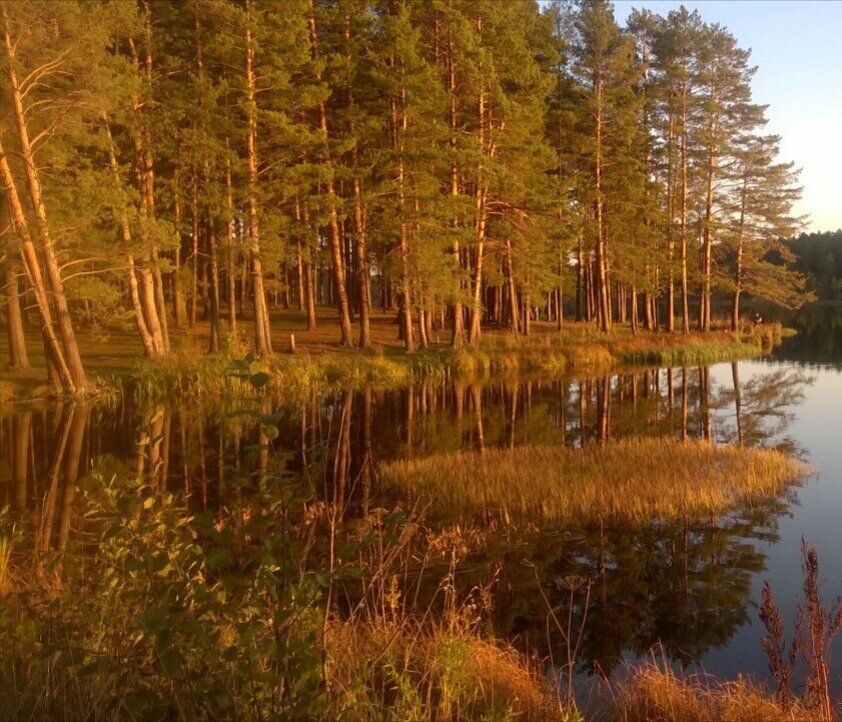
{"left": 603, "top": 1, "right": 842, "bottom": 233}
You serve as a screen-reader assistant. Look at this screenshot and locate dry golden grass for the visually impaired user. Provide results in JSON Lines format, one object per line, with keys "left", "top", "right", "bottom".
{"left": 380, "top": 439, "right": 806, "bottom": 526}
{"left": 327, "top": 618, "right": 568, "bottom": 721}
{"left": 614, "top": 661, "right": 811, "bottom": 722}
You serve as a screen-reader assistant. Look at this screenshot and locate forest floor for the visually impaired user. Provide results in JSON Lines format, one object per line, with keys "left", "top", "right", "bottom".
{"left": 0, "top": 307, "right": 776, "bottom": 402}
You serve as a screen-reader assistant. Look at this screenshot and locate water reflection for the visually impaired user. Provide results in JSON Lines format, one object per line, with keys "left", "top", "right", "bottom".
{"left": 0, "top": 361, "right": 811, "bottom": 677}
{"left": 776, "top": 306, "right": 842, "bottom": 367}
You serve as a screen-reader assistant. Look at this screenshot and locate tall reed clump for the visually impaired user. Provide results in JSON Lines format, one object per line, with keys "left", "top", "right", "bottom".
{"left": 379, "top": 439, "right": 806, "bottom": 527}
{"left": 613, "top": 657, "right": 811, "bottom": 722}
{"left": 324, "top": 504, "right": 582, "bottom": 721}
{"left": 759, "top": 539, "right": 842, "bottom": 721}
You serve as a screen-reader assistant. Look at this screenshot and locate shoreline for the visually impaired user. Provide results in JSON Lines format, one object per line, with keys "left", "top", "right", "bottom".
{"left": 1, "top": 321, "right": 781, "bottom": 404}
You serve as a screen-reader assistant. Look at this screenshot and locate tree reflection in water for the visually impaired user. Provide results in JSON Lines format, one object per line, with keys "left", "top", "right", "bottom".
{"left": 0, "top": 360, "right": 811, "bottom": 676}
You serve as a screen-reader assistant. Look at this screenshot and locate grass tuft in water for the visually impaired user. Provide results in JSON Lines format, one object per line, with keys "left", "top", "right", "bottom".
{"left": 614, "top": 658, "right": 810, "bottom": 721}
{"left": 380, "top": 438, "right": 806, "bottom": 526}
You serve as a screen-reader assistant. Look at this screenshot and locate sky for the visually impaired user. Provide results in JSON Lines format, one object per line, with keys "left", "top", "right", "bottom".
{"left": 605, "top": 1, "right": 842, "bottom": 233}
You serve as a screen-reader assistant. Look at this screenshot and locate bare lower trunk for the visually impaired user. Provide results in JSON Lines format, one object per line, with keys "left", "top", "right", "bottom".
{"left": 309, "top": 9, "right": 353, "bottom": 346}
{"left": 245, "top": 0, "right": 272, "bottom": 356}
{"left": 208, "top": 220, "right": 221, "bottom": 353}
{"left": 225, "top": 145, "right": 238, "bottom": 342}
{"left": 190, "top": 181, "right": 199, "bottom": 329}
{"left": 103, "top": 115, "right": 161, "bottom": 358}
{"left": 126, "top": 255, "right": 158, "bottom": 357}
{"left": 354, "top": 178, "right": 371, "bottom": 348}
{"left": 0, "top": 136, "right": 72, "bottom": 393}
{"left": 506, "top": 239, "right": 519, "bottom": 337}
{"left": 4, "top": 264, "right": 29, "bottom": 368}
{"left": 173, "top": 185, "right": 188, "bottom": 328}
{"left": 731, "top": 175, "right": 747, "bottom": 332}
{"left": 680, "top": 87, "right": 690, "bottom": 333}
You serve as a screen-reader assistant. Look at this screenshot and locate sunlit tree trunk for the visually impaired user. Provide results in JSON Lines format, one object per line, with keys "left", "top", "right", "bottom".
{"left": 447, "top": 26, "right": 465, "bottom": 348}
{"left": 680, "top": 87, "right": 690, "bottom": 333}
{"left": 468, "top": 84, "right": 486, "bottom": 346}
{"left": 2, "top": 8, "right": 87, "bottom": 391}
{"left": 731, "top": 174, "right": 748, "bottom": 331}
{"left": 309, "top": 5, "right": 353, "bottom": 346}
{"left": 4, "top": 264, "right": 29, "bottom": 369}
{"left": 593, "top": 74, "right": 610, "bottom": 333}
{"left": 0, "top": 135, "right": 72, "bottom": 393}
{"left": 103, "top": 115, "right": 160, "bottom": 359}
{"left": 244, "top": 0, "right": 273, "bottom": 356}
{"left": 224, "top": 143, "right": 238, "bottom": 343}
{"left": 700, "top": 129, "right": 716, "bottom": 333}
{"left": 207, "top": 217, "right": 221, "bottom": 354}
{"left": 172, "top": 178, "right": 189, "bottom": 328}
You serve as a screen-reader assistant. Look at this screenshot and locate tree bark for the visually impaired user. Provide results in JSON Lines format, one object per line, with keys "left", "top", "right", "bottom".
{"left": 208, "top": 218, "right": 221, "bottom": 353}
{"left": 309, "top": 5, "right": 353, "bottom": 346}
{"left": 731, "top": 174, "right": 748, "bottom": 331}
{"left": 224, "top": 143, "right": 238, "bottom": 342}
{"left": 245, "top": 0, "right": 273, "bottom": 356}
{"left": 103, "top": 114, "right": 161, "bottom": 358}
{"left": 0, "top": 133, "right": 72, "bottom": 393}
{"left": 3, "top": 264, "right": 29, "bottom": 369}
{"left": 680, "top": 86, "right": 690, "bottom": 333}
{"left": 172, "top": 180, "right": 189, "bottom": 328}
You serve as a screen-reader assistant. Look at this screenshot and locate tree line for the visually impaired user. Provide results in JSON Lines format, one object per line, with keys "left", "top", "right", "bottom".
{"left": 787, "top": 230, "right": 842, "bottom": 303}
{"left": 0, "top": 0, "right": 810, "bottom": 393}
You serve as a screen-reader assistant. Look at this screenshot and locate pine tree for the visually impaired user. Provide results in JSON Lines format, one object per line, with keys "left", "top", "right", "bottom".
{"left": 567, "top": 0, "right": 641, "bottom": 332}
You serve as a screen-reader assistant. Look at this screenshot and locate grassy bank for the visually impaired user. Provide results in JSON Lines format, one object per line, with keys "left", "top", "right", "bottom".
{"left": 122, "top": 324, "right": 773, "bottom": 404}
{"left": 380, "top": 438, "right": 806, "bottom": 526}
{"left": 0, "top": 307, "right": 779, "bottom": 402}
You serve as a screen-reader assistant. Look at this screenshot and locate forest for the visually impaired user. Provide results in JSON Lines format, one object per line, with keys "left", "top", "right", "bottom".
{"left": 788, "top": 230, "right": 842, "bottom": 302}
{"left": 0, "top": 0, "right": 813, "bottom": 395}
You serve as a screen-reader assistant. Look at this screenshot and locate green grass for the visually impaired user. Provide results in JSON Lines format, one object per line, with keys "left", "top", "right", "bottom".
{"left": 0, "top": 310, "right": 782, "bottom": 403}
{"left": 379, "top": 438, "right": 807, "bottom": 527}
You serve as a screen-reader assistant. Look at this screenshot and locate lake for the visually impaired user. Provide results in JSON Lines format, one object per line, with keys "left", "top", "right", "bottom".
{"left": 2, "top": 314, "right": 841, "bottom": 693}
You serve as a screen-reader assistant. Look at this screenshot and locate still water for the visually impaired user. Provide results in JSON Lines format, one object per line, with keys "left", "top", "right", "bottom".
{"left": 1, "top": 316, "right": 841, "bottom": 686}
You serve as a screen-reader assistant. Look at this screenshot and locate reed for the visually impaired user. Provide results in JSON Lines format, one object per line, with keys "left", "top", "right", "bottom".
{"left": 614, "top": 659, "right": 810, "bottom": 722}
{"left": 327, "top": 618, "right": 569, "bottom": 721}
{"left": 380, "top": 439, "right": 806, "bottom": 526}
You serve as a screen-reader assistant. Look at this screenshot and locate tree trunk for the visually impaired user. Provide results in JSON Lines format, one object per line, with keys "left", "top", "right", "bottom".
{"left": 208, "top": 219, "right": 221, "bottom": 353}
{"left": 103, "top": 113, "right": 160, "bottom": 358}
{"left": 173, "top": 177, "right": 188, "bottom": 327}
{"left": 309, "top": 7, "right": 353, "bottom": 346}
{"left": 3, "top": 264, "right": 29, "bottom": 369}
{"left": 190, "top": 178, "right": 199, "bottom": 329}
{"left": 680, "top": 86, "right": 690, "bottom": 333}
{"left": 700, "top": 133, "right": 716, "bottom": 333}
{"left": 665, "top": 112, "right": 675, "bottom": 332}
{"left": 0, "top": 137, "right": 72, "bottom": 393}
{"left": 731, "top": 174, "right": 748, "bottom": 332}
{"left": 302, "top": 203, "right": 317, "bottom": 331}
{"left": 225, "top": 144, "right": 238, "bottom": 343}
{"left": 468, "top": 85, "right": 487, "bottom": 347}
{"left": 447, "top": 27, "right": 465, "bottom": 348}
{"left": 353, "top": 178, "right": 371, "bottom": 348}
{"left": 2, "top": 11, "right": 87, "bottom": 391}
{"left": 245, "top": 0, "right": 273, "bottom": 357}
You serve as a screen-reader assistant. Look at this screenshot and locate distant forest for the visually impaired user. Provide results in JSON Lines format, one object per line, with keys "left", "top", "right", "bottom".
{"left": 788, "top": 231, "right": 842, "bottom": 303}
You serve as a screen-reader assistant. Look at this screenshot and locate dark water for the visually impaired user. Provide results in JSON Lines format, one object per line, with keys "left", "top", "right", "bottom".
{"left": 2, "top": 311, "right": 841, "bottom": 687}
